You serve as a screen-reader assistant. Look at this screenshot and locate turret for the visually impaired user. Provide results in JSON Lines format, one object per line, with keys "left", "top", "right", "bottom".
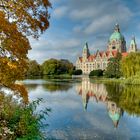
{"left": 82, "top": 42, "right": 90, "bottom": 62}
{"left": 129, "top": 36, "right": 137, "bottom": 53}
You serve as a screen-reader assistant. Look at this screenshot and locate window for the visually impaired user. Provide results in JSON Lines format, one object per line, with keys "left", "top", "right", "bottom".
{"left": 112, "top": 46, "right": 116, "bottom": 49}
{"left": 97, "top": 64, "right": 100, "bottom": 69}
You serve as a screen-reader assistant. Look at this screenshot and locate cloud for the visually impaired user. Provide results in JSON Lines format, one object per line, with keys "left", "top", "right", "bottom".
{"left": 69, "top": 0, "right": 133, "bottom": 35}
{"left": 28, "top": 0, "right": 139, "bottom": 64}
{"left": 28, "top": 37, "right": 81, "bottom": 63}
{"left": 84, "top": 15, "right": 114, "bottom": 35}
{"left": 52, "top": 6, "right": 68, "bottom": 18}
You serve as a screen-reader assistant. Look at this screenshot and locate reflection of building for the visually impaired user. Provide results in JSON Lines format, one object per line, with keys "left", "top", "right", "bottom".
{"left": 76, "top": 77, "right": 123, "bottom": 128}
{"left": 76, "top": 24, "right": 138, "bottom": 74}
{"left": 76, "top": 77, "right": 108, "bottom": 110}
{"left": 107, "top": 101, "right": 123, "bottom": 128}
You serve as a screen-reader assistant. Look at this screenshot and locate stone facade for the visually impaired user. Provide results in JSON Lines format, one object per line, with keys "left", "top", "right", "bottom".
{"left": 76, "top": 24, "right": 137, "bottom": 74}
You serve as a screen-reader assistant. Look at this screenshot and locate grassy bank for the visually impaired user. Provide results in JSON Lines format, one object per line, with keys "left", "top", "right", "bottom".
{"left": 90, "top": 76, "right": 140, "bottom": 85}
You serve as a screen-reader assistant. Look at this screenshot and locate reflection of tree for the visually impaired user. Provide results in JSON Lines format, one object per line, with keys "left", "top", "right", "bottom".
{"left": 119, "top": 86, "right": 140, "bottom": 116}
{"left": 105, "top": 83, "right": 123, "bottom": 104}
{"left": 105, "top": 84, "right": 140, "bottom": 116}
{"left": 42, "top": 83, "right": 72, "bottom": 92}
{"left": 25, "top": 84, "right": 38, "bottom": 92}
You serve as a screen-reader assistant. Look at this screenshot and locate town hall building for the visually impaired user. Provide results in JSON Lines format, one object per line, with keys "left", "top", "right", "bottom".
{"left": 76, "top": 24, "right": 137, "bottom": 74}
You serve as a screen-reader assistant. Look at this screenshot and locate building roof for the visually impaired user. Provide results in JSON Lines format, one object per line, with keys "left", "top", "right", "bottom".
{"left": 122, "top": 52, "right": 128, "bottom": 57}
{"left": 110, "top": 32, "right": 124, "bottom": 41}
{"left": 109, "top": 24, "right": 124, "bottom": 41}
{"left": 78, "top": 50, "right": 128, "bottom": 62}
{"left": 88, "top": 55, "right": 95, "bottom": 61}
{"left": 79, "top": 57, "right": 82, "bottom": 62}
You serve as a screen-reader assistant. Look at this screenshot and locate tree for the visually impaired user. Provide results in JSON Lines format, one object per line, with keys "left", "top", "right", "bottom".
{"left": 0, "top": 0, "right": 51, "bottom": 87}
{"left": 89, "top": 69, "right": 103, "bottom": 77}
{"left": 121, "top": 52, "right": 140, "bottom": 78}
{"left": 0, "top": 2, "right": 51, "bottom": 138}
{"left": 42, "top": 59, "right": 59, "bottom": 75}
{"left": 104, "top": 52, "right": 122, "bottom": 78}
{"left": 26, "top": 60, "right": 42, "bottom": 76}
{"left": 42, "top": 59, "right": 74, "bottom": 75}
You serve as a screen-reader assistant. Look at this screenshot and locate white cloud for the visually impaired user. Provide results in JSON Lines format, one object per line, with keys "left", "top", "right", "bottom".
{"left": 84, "top": 15, "right": 114, "bottom": 35}
{"left": 52, "top": 6, "right": 68, "bottom": 18}
{"left": 28, "top": 37, "right": 81, "bottom": 63}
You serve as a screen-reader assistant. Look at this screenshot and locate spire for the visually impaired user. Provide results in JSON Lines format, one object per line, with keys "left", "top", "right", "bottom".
{"left": 82, "top": 42, "right": 90, "bottom": 61}
{"left": 83, "top": 42, "right": 88, "bottom": 50}
{"left": 114, "top": 23, "right": 120, "bottom": 32}
{"left": 129, "top": 36, "right": 137, "bottom": 53}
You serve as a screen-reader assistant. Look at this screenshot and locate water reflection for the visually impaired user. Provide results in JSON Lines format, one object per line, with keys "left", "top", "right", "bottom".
{"left": 76, "top": 77, "right": 123, "bottom": 128}
{"left": 106, "top": 84, "right": 140, "bottom": 116}
{"left": 107, "top": 101, "right": 123, "bottom": 128}
{"left": 42, "top": 83, "right": 72, "bottom": 92}
{"left": 24, "top": 80, "right": 72, "bottom": 92}
{"left": 24, "top": 78, "right": 140, "bottom": 139}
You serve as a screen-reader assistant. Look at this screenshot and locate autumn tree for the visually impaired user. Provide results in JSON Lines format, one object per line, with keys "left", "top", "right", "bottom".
{"left": 0, "top": 0, "right": 51, "bottom": 95}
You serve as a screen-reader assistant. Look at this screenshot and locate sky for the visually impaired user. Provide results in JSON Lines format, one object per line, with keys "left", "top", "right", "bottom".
{"left": 28, "top": 0, "right": 140, "bottom": 64}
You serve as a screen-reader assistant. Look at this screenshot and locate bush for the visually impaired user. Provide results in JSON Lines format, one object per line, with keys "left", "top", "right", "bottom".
{"left": 0, "top": 92, "right": 50, "bottom": 139}
{"left": 89, "top": 69, "right": 103, "bottom": 77}
{"left": 72, "top": 69, "right": 82, "bottom": 75}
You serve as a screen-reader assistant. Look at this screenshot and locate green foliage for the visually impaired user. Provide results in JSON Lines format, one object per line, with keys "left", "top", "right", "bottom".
{"left": 104, "top": 52, "right": 122, "bottom": 78}
{"left": 105, "top": 84, "right": 140, "bottom": 116}
{"left": 72, "top": 69, "right": 82, "bottom": 75}
{"left": 121, "top": 52, "right": 140, "bottom": 78}
{"left": 89, "top": 69, "right": 103, "bottom": 77}
{"left": 123, "top": 75, "right": 140, "bottom": 85}
{"left": 42, "top": 59, "right": 74, "bottom": 75}
{"left": 0, "top": 92, "right": 50, "bottom": 139}
{"left": 26, "top": 60, "right": 42, "bottom": 76}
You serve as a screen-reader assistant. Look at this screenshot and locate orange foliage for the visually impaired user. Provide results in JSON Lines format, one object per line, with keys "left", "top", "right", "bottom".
{"left": 0, "top": 0, "right": 51, "bottom": 99}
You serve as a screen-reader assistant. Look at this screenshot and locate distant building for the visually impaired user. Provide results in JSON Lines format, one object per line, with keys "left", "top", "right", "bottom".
{"left": 76, "top": 24, "right": 137, "bottom": 74}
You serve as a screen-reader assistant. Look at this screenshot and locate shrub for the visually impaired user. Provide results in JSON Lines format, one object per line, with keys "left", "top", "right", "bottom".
{"left": 89, "top": 69, "right": 103, "bottom": 77}
{"left": 0, "top": 92, "right": 50, "bottom": 139}
{"left": 72, "top": 69, "right": 82, "bottom": 75}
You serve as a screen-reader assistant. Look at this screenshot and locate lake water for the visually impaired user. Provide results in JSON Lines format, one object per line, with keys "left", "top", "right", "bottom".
{"left": 23, "top": 77, "right": 140, "bottom": 140}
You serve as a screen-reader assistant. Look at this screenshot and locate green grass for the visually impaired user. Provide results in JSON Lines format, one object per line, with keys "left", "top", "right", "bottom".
{"left": 90, "top": 76, "right": 140, "bottom": 85}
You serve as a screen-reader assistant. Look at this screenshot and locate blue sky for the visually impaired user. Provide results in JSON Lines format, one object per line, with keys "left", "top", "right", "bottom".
{"left": 28, "top": 0, "right": 140, "bottom": 64}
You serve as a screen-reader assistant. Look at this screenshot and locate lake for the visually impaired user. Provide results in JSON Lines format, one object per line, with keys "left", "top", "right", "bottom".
{"left": 23, "top": 77, "right": 140, "bottom": 140}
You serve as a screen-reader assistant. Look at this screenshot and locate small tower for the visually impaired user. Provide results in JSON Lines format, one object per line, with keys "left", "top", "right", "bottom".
{"left": 129, "top": 36, "right": 137, "bottom": 53}
{"left": 82, "top": 42, "right": 90, "bottom": 62}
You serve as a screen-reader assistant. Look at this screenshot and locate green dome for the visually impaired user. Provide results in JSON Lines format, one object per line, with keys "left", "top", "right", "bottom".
{"left": 109, "top": 32, "right": 124, "bottom": 41}
{"left": 109, "top": 111, "right": 120, "bottom": 122}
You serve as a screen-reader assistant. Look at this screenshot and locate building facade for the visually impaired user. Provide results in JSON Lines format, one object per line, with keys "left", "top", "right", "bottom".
{"left": 76, "top": 24, "right": 137, "bottom": 74}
